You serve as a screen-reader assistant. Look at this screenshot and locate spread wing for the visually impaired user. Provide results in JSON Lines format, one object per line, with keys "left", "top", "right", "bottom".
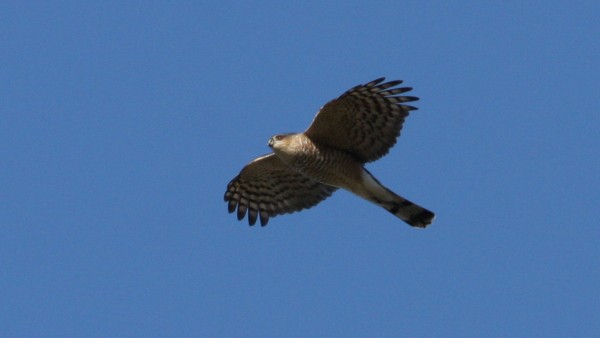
{"left": 305, "top": 77, "right": 419, "bottom": 163}
{"left": 224, "top": 153, "right": 338, "bottom": 226}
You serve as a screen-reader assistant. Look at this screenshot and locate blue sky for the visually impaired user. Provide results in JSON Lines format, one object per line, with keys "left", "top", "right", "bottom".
{"left": 2, "top": 1, "right": 599, "bottom": 336}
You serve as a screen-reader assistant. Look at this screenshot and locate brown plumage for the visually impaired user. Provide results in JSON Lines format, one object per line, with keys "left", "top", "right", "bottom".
{"left": 224, "top": 78, "right": 435, "bottom": 227}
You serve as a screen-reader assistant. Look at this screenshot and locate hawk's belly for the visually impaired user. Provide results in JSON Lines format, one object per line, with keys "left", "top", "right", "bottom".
{"left": 283, "top": 148, "right": 363, "bottom": 190}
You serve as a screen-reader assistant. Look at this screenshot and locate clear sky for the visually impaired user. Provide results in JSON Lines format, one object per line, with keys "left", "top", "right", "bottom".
{"left": 2, "top": 1, "right": 599, "bottom": 337}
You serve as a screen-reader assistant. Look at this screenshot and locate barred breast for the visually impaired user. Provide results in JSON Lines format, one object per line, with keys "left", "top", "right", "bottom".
{"left": 286, "top": 138, "right": 363, "bottom": 189}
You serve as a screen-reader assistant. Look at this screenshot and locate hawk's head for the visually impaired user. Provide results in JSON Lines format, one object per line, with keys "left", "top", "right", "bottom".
{"left": 268, "top": 133, "right": 294, "bottom": 148}
{"left": 268, "top": 133, "right": 304, "bottom": 157}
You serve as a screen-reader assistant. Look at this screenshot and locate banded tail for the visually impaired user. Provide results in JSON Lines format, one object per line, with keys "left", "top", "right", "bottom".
{"left": 354, "top": 169, "right": 435, "bottom": 228}
{"left": 379, "top": 192, "right": 435, "bottom": 228}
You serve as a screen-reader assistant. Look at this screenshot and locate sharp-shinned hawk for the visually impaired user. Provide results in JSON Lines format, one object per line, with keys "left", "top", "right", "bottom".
{"left": 224, "top": 78, "right": 435, "bottom": 227}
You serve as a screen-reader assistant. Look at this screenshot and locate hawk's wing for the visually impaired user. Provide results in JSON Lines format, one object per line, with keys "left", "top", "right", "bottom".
{"left": 224, "top": 153, "right": 338, "bottom": 226}
{"left": 305, "top": 78, "right": 418, "bottom": 163}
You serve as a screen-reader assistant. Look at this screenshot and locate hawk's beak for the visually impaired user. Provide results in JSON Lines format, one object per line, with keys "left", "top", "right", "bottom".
{"left": 268, "top": 138, "right": 274, "bottom": 147}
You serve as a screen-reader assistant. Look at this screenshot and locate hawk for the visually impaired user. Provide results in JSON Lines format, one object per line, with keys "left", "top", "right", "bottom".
{"left": 224, "top": 78, "right": 435, "bottom": 227}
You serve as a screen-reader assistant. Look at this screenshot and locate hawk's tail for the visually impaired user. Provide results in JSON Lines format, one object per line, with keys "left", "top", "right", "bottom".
{"left": 380, "top": 192, "right": 435, "bottom": 228}
{"left": 359, "top": 169, "right": 435, "bottom": 228}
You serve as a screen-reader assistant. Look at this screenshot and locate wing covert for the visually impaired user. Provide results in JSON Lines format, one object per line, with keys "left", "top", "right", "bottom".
{"left": 305, "top": 78, "right": 419, "bottom": 163}
{"left": 224, "top": 153, "right": 338, "bottom": 226}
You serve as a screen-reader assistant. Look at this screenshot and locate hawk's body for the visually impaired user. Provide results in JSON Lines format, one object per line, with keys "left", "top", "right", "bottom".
{"left": 224, "top": 78, "right": 435, "bottom": 227}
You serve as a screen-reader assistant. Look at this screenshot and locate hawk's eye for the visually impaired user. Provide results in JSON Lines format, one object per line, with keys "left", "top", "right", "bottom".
{"left": 275, "top": 135, "right": 284, "bottom": 141}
